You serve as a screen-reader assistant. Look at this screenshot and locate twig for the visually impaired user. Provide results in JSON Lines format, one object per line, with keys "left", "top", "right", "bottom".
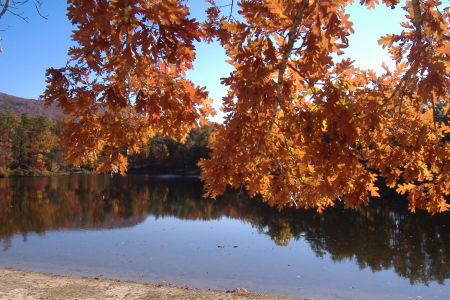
{"left": 1, "top": 0, "right": 47, "bottom": 21}
{"left": 32, "top": 0, "right": 47, "bottom": 19}
{"left": 0, "top": 0, "right": 11, "bottom": 19}
{"left": 229, "top": 0, "right": 234, "bottom": 19}
{"left": 7, "top": 7, "right": 28, "bottom": 22}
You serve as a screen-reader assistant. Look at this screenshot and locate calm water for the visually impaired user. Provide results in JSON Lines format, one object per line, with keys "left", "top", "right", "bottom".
{"left": 0, "top": 174, "right": 449, "bottom": 300}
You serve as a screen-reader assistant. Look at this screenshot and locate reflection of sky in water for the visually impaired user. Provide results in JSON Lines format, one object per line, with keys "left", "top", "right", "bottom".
{"left": 0, "top": 174, "right": 449, "bottom": 300}
{"left": 0, "top": 216, "right": 448, "bottom": 300}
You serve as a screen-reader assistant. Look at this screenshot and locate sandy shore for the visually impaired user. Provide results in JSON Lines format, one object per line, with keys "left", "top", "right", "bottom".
{"left": 0, "top": 268, "right": 302, "bottom": 300}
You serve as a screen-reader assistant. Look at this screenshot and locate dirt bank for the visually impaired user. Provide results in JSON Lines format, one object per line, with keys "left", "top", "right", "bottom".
{"left": 0, "top": 268, "right": 302, "bottom": 300}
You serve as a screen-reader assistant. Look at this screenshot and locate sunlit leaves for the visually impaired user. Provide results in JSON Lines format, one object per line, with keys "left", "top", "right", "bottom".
{"left": 201, "top": 0, "right": 449, "bottom": 214}
{"left": 45, "top": 0, "right": 449, "bottom": 213}
{"left": 44, "top": 0, "right": 214, "bottom": 175}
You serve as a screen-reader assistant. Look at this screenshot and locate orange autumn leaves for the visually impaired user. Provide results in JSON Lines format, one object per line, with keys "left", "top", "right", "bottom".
{"left": 43, "top": 0, "right": 449, "bottom": 214}
{"left": 43, "top": 0, "right": 215, "bottom": 174}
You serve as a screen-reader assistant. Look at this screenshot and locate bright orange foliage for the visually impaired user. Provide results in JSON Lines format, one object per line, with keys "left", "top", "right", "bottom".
{"left": 43, "top": 0, "right": 449, "bottom": 214}
{"left": 43, "top": 0, "right": 215, "bottom": 174}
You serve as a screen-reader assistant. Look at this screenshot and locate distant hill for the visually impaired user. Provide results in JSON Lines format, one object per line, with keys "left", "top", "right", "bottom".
{"left": 0, "top": 92, "right": 65, "bottom": 120}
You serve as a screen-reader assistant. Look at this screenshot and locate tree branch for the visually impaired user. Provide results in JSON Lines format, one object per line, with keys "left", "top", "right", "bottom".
{"left": 229, "top": 0, "right": 234, "bottom": 19}
{"left": 265, "top": 0, "right": 309, "bottom": 208}
{"left": 6, "top": 6, "right": 28, "bottom": 22}
{"left": 267, "top": 0, "right": 309, "bottom": 128}
{"left": 411, "top": 0, "right": 423, "bottom": 40}
{"left": 32, "top": 0, "right": 47, "bottom": 19}
{"left": 0, "top": 0, "right": 11, "bottom": 19}
{"left": 276, "top": 0, "right": 309, "bottom": 91}
{"left": 270, "top": 0, "right": 309, "bottom": 118}
{"left": 1, "top": 0, "right": 47, "bottom": 21}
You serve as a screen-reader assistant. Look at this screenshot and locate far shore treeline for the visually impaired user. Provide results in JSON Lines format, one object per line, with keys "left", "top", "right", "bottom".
{"left": 0, "top": 107, "right": 215, "bottom": 177}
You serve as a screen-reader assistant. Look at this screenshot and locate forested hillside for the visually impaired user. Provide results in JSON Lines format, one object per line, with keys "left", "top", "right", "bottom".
{"left": 0, "top": 110, "right": 65, "bottom": 176}
{"left": 0, "top": 93, "right": 215, "bottom": 177}
{"left": 0, "top": 93, "right": 64, "bottom": 120}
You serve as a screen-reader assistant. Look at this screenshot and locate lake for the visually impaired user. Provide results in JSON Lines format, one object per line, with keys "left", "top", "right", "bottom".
{"left": 0, "top": 174, "right": 449, "bottom": 300}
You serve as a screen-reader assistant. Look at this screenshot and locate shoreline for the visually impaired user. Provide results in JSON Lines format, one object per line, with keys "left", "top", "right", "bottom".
{"left": 0, "top": 268, "right": 301, "bottom": 300}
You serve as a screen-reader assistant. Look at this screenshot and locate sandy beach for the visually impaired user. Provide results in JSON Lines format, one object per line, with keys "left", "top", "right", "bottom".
{"left": 0, "top": 268, "right": 302, "bottom": 300}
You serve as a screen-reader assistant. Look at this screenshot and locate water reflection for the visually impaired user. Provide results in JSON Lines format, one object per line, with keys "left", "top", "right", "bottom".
{"left": 0, "top": 174, "right": 449, "bottom": 286}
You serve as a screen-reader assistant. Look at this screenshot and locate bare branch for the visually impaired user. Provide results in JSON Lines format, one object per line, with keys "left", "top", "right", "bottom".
{"left": 229, "top": 0, "right": 234, "bottom": 19}
{"left": 7, "top": 6, "right": 28, "bottom": 22}
{"left": 0, "top": 0, "right": 11, "bottom": 19}
{"left": 32, "top": 0, "right": 47, "bottom": 19}
{"left": 0, "top": 0, "right": 47, "bottom": 21}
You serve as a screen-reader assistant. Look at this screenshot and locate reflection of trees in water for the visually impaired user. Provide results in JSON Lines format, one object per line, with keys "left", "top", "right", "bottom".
{"left": 0, "top": 175, "right": 449, "bottom": 285}
{"left": 252, "top": 200, "right": 450, "bottom": 285}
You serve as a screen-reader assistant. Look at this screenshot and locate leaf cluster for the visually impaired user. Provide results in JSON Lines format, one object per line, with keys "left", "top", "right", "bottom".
{"left": 43, "top": 0, "right": 450, "bottom": 213}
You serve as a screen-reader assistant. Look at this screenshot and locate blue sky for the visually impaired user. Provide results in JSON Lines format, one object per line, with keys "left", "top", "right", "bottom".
{"left": 0, "top": 1, "right": 406, "bottom": 121}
